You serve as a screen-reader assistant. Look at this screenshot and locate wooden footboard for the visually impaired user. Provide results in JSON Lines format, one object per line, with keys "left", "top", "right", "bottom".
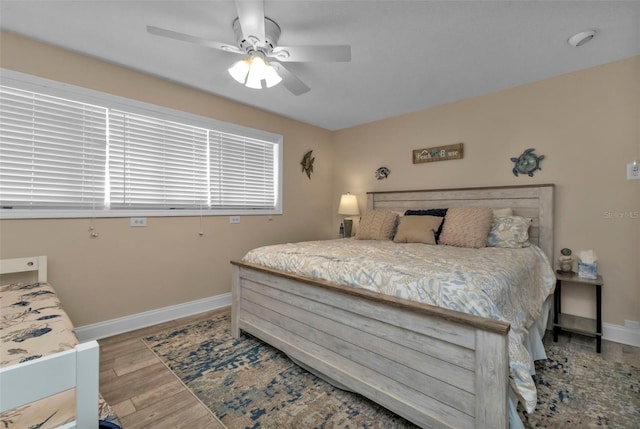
{"left": 231, "top": 261, "right": 510, "bottom": 429}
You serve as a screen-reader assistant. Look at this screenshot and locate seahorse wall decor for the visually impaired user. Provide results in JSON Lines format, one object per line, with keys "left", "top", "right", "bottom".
{"left": 301, "top": 150, "right": 315, "bottom": 179}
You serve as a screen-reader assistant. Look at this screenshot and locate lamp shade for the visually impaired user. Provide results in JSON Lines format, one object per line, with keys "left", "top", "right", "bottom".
{"left": 228, "top": 55, "right": 282, "bottom": 89}
{"left": 228, "top": 59, "right": 251, "bottom": 84}
{"left": 338, "top": 193, "right": 360, "bottom": 216}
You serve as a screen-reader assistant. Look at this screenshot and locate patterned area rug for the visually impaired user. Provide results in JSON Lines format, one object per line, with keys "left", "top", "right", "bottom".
{"left": 143, "top": 312, "right": 639, "bottom": 429}
{"left": 518, "top": 342, "right": 640, "bottom": 428}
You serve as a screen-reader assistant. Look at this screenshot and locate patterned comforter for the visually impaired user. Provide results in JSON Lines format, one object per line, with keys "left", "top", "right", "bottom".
{"left": 0, "top": 281, "right": 121, "bottom": 429}
{"left": 242, "top": 239, "right": 556, "bottom": 413}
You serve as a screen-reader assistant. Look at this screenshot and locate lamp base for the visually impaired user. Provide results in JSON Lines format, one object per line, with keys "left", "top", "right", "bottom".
{"left": 343, "top": 218, "right": 353, "bottom": 238}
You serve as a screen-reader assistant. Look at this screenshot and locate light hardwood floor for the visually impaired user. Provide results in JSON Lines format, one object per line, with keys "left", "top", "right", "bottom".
{"left": 98, "top": 309, "right": 227, "bottom": 429}
{"left": 98, "top": 308, "right": 640, "bottom": 429}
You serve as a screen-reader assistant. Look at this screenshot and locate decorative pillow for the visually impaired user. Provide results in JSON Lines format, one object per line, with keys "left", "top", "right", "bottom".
{"left": 356, "top": 210, "right": 398, "bottom": 241}
{"left": 487, "top": 215, "right": 533, "bottom": 248}
{"left": 404, "top": 208, "right": 448, "bottom": 242}
{"left": 493, "top": 208, "right": 513, "bottom": 217}
{"left": 393, "top": 215, "right": 443, "bottom": 244}
{"left": 405, "top": 208, "right": 448, "bottom": 217}
{"left": 389, "top": 211, "right": 406, "bottom": 237}
{"left": 439, "top": 206, "right": 494, "bottom": 248}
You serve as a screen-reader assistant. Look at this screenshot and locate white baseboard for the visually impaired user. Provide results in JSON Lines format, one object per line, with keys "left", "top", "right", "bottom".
{"left": 75, "top": 293, "right": 231, "bottom": 342}
{"left": 603, "top": 322, "right": 640, "bottom": 347}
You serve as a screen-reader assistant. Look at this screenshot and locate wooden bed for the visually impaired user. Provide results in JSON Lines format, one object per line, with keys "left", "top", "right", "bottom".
{"left": 0, "top": 256, "right": 101, "bottom": 429}
{"left": 231, "top": 184, "right": 554, "bottom": 429}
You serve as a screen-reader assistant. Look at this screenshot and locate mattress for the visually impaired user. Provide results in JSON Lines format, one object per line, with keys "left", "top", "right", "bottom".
{"left": 242, "top": 238, "right": 557, "bottom": 413}
{"left": 0, "top": 281, "right": 121, "bottom": 429}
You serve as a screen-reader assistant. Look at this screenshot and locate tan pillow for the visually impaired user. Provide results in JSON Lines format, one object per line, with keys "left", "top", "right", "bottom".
{"left": 356, "top": 210, "right": 398, "bottom": 240}
{"left": 393, "top": 215, "right": 442, "bottom": 245}
{"left": 439, "top": 207, "right": 494, "bottom": 248}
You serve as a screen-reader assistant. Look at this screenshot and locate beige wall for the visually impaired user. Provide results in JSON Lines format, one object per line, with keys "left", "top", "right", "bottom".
{"left": 1, "top": 31, "right": 638, "bottom": 329}
{"left": 332, "top": 56, "right": 640, "bottom": 326}
{"left": 0, "top": 31, "right": 335, "bottom": 326}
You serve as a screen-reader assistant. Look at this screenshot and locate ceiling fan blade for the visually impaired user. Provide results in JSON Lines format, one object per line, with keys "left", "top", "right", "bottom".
{"left": 234, "top": 0, "right": 266, "bottom": 46}
{"left": 269, "top": 45, "right": 351, "bottom": 62}
{"left": 271, "top": 62, "right": 310, "bottom": 96}
{"left": 147, "top": 25, "right": 243, "bottom": 54}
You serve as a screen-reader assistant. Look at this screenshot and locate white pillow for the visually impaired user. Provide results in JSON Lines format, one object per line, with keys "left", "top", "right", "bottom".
{"left": 493, "top": 208, "right": 513, "bottom": 217}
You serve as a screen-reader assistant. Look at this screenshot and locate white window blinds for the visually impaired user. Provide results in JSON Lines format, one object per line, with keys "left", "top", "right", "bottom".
{"left": 0, "top": 86, "right": 107, "bottom": 209}
{"left": 210, "top": 132, "right": 277, "bottom": 209}
{"left": 0, "top": 74, "right": 282, "bottom": 217}
{"left": 108, "top": 110, "right": 209, "bottom": 209}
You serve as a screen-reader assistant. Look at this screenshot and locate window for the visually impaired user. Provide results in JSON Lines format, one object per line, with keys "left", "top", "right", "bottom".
{"left": 209, "top": 132, "right": 277, "bottom": 209}
{"left": 0, "top": 70, "right": 283, "bottom": 218}
{"left": 0, "top": 86, "right": 107, "bottom": 210}
{"left": 107, "top": 110, "right": 209, "bottom": 209}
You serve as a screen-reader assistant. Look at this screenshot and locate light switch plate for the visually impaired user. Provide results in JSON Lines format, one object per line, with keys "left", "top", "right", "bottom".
{"left": 627, "top": 163, "right": 640, "bottom": 180}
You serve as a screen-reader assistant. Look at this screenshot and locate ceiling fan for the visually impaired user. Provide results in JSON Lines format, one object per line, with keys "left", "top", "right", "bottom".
{"left": 147, "top": 1, "right": 351, "bottom": 96}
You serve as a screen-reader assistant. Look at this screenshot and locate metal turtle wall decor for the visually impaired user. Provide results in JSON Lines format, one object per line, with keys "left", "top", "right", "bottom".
{"left": 511, "top": 148, "right": 545, "bottom": 177}
{"left": 301, "top": 150, "right": 315, "bottom": 179}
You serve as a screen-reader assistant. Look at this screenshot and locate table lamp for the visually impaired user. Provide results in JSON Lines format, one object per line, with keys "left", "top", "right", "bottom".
{"left": 338, "top": 193, "right": 360, "bottom": 237}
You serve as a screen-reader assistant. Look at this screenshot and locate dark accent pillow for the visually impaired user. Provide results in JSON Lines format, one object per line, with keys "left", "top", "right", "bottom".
{"left": 99, "top": 421, "right": 122, "bottom": 429}
{"left": 404, "top": 209, "right": 448, "bottom": 242}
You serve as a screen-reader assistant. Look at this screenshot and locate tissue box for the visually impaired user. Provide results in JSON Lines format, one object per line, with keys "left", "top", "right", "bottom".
{"left": 578, "top": 262, "right": 597, "bottom": 279}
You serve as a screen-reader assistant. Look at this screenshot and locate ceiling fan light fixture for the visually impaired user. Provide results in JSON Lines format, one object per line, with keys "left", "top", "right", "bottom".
{"left": 262, "top": 61, "right": 283, "bottom": 88}
{"left": 149, "top": 5, "right": 350, "bottom": 96}
{"left": 245, "top": 56, "right": 268, "bottom": 89}
{"left": 228, "top": 58, "right": 251, "bottom": 84}
{"left": 229, "top": 55, "right": 282, "bottom": 89}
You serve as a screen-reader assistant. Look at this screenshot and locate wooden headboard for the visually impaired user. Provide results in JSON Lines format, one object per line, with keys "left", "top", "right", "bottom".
{"left": 367, "top": 184, "right": 555, "bottom": 260}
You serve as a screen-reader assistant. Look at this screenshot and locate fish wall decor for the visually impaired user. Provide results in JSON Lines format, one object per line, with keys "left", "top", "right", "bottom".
{"left": 301, "top": 150, "right": 315, "bottom": 179}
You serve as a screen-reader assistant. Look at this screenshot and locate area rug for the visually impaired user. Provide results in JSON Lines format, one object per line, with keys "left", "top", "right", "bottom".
{"left": 143, "top": 312, "right": 639, "bottom": 429}
{"left": 518, "top": 342, "right": 640, "bottom": 428}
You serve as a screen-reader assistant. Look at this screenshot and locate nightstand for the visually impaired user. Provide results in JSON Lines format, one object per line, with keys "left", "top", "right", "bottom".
{"left": 553, "top": 272, "right": 603, "bottom": 352}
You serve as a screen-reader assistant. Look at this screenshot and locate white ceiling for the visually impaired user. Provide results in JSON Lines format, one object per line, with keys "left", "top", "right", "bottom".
{"left": 1, "top": 1, "right": 639, "bottom": 131}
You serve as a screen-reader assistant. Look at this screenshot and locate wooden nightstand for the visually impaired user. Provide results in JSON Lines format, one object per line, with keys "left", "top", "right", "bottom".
{"left": 553, "top": 272, "right": 603, "bottom": 352}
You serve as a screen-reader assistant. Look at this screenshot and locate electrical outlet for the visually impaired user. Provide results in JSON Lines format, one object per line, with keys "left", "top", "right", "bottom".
{"left": 130, "top": 217, "right": 147, "bottom": 227}
{"left": 628, "top": 163, "right": 640, "bottom": 180}
{"left": 229, "top": 216, "right": 240, "bottom": 224}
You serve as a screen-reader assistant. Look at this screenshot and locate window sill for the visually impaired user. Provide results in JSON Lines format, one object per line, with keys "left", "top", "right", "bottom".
{"left": 0, "top": 208, "right": 282, "bottom": 220}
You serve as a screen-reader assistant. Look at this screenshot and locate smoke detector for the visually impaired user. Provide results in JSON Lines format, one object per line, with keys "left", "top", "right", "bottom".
{"left": 568, "top": 30, "right": 597, "bottom": 47}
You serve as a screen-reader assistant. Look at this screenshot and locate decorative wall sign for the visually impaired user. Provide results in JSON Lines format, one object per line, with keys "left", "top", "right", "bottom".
{"left": 300, "top": 150, "right": 315, "bottom": 179}
{"left": 412, "top": 143, "right": 463, "bottom": 164}
{"left": 511, "top": 148, "right": 544, "bottom": 177}
{"left": 375, "top": 166, "right": 390, "bottom": 180}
